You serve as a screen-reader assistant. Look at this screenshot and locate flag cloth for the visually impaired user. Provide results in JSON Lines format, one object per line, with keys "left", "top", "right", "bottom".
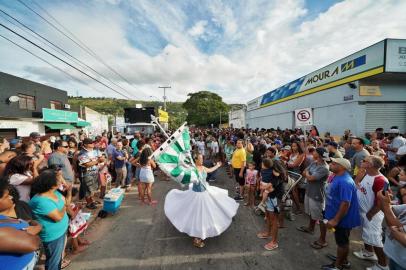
{"left": 152, "top": 123, "right": 199, "bottom": 185}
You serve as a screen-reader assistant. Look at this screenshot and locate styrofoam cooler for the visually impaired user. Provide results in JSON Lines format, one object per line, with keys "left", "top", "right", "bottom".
{"left": 103, "top": 188, "right": 125, "bottom": 214}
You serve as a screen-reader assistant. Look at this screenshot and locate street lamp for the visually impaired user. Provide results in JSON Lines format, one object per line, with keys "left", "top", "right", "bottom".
{"left": 158, "top": 86, "right": 171, "bottom": 111}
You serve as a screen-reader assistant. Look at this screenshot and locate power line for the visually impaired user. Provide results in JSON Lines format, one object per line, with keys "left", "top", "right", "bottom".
{"left": 0, "top": 8, "right": 135, "bottom": 99}
{"left": 32, "top": 0, "right": 136, "bottom": 88}
{"left": 0, "top": 22, "right": 131, "bottom": 99}
{"left": 0, "top": 33, "right": 104, "bottom": 95}
{"left": 16, "top": 0, "right": 136, "bottom": 95}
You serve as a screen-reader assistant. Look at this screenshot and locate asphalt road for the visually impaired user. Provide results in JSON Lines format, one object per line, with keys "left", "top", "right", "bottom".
{"left": 68, "top": 168, "right": 372, "bottom": 270}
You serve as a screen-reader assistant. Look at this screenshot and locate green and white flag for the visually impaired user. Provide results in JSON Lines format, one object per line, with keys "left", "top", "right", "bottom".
{"left": 152, "top": 123, "right": 199, "bottom": 185}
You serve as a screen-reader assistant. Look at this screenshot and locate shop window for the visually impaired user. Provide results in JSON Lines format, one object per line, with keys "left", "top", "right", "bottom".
{"left": 18, "top": 94, "right": 36, "bottom": 110}
{"left": 50, "top": 100, "right": 62, "bottom": 110}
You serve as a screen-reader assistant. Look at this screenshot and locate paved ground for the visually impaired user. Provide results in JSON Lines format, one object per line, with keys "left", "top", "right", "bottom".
{"left": 68, "top": 168, "right": 372, "bottom": 270}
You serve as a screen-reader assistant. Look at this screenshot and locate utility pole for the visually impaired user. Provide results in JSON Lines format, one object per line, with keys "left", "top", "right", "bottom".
{"left": 158, "top": 86, "right": 171, "bottom": 111}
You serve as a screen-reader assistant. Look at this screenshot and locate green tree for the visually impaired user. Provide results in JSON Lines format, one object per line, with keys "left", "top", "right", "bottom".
{"left": 182, "top": 91, "right": 229, "bottom": 127}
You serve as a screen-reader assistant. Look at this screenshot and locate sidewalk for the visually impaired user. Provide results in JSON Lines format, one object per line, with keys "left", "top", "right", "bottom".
{"left": 34, "top": 185, "right": 130, "bottom": 270}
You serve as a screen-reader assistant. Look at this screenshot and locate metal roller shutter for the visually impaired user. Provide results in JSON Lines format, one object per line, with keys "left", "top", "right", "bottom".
{"left": 365, "top": 103, "right": 406, "bottom": 133}
{"left": 0, "top": 128, "right": 17, "bottom": 140}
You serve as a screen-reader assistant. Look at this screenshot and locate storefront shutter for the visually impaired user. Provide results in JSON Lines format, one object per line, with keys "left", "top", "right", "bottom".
{"left": 365, "top": 103, "right": 406, "bottom": 133}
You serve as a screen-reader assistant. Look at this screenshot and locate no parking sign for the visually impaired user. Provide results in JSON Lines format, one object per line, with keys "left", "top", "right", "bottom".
{"left": 295, "top": 108, "right": 313, "bottom": 127}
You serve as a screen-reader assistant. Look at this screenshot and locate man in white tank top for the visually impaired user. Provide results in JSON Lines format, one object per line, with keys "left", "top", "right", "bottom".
{"left": 354, "top": 155, "right": 389, "bottom": 270}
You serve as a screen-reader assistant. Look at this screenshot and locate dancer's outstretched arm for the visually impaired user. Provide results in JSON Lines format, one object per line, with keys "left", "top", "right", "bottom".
{"left": 204, "top": 162, "right": 222, "bottom": 173}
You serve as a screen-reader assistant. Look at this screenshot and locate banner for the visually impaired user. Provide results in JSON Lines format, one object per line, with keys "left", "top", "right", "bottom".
{"left": 247, "top": 40, "right": 386, "bottom": 110}
{"left": 152, "top": 124, "right": 199, "bottom": 185}
{"left": 158, "top": 109, "right": 169, "bottom": 123}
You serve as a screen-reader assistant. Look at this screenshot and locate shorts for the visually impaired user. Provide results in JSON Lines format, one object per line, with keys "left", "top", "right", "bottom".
{"left": 360, "top": 211, "right": 384, "bottom": 247}
{"left": 83, "top": 173, "right": 99, "bottom": 196}
{"left": 266, "top": 197, "right": 280, "bottom": 214}
{"left": 139, "top": 168, "right": 154, "bottom": 183}
{"left": 234, "top": 168, "right": 245, "bottom": 186}
{"left": 334, "top": 227, "right": 351, "bottom": 247}
{"left": 304, "top": 194, "right": 324, "bottom": 220}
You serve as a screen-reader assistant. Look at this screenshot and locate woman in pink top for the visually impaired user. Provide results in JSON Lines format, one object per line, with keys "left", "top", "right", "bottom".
{"left": 4, "top": 155, "right": 37, "bottom": 202}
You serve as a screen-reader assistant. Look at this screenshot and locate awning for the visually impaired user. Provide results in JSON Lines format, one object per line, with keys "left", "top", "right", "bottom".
{"left": 44, "top": 123, "right": 75, "bottom": 130}
{"left": 75, "top": 120, "right": 91, "bottom": 127}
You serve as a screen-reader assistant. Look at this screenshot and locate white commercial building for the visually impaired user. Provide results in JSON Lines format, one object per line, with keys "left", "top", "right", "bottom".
{"left": 246, "top": 39, "right": 406, "bottom": 136}
{"left": 82, "top": 107, "right": 109, "bottom": 136}
{"left": 229, "top": 107, "right": 246, "bottom": 128}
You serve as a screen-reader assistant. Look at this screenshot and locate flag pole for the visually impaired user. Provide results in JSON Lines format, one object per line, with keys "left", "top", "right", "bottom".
{"left": 151, "top": 115, "right": 170, "bottom": 139}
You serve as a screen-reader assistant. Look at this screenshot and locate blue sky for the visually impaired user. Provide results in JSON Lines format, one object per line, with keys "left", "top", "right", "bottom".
{"left": 0, "top": 0, "right": 405, "bottom": 102}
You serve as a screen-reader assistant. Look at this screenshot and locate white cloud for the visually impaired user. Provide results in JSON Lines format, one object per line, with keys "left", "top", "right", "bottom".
{"left": 188, "top": 20, "right": 208, "bottom": 37}
{"left": 0, "top": 0, "right": 406, "bottom": 104}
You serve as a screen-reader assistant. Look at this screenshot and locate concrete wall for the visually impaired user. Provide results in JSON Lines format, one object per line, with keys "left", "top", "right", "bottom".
{"left": 84, "top": 107, "right": 109, "bottom": 135}
{"left": 0, "top": 72, "right": 69, "bottom": 119}
{"left": 246, "top": 75, "right": 406, "bottom": 136}
{"left": 0, "top": 119, "right": 45, "bottom": 137}
{"left": 359, "top": 77, "right": 406, "bottom": 102}
{"left": 246, "top": 83, "right": 360, "bottom": 135}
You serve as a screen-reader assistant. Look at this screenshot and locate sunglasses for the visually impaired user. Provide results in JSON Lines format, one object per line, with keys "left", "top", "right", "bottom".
{"left": 61, "top": 145, "right": 69, "bottom": 148}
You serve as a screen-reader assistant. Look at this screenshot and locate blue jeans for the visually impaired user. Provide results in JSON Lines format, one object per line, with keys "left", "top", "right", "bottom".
{"left": 43, "top": 234, "right": 66, "bottom": 270}
{"left": 125, "top": 162, "right": 133, "bottom": 186}
{"left": 390, "top": 259, "right": 406, "bottom": 270}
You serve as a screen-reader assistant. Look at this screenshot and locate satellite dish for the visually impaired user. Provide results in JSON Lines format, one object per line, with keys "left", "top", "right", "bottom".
{"left": 8, "top": 96, "right": 20, "bottom": 102}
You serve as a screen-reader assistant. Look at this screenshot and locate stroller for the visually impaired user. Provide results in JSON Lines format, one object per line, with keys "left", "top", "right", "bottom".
{"left": 254, "top": 171, "right": 303, "bottom": 217}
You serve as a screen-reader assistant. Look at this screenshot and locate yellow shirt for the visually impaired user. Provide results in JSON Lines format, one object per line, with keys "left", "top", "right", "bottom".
{"left": 231, "top": 148, "right": 246, "bottom": 169}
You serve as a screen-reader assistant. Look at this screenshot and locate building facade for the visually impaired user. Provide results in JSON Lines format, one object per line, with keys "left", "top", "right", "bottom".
{"left": 229, "top": 107, "right": 246, "bottom": 129}
{"left": 0, "top": 72, "right": 77, "bottom": 138}
{"left": 246, "top": 39, "right": 406, "bottom": 136}
{"left": 83, "top": 106, "right": 108, "bottom": 136}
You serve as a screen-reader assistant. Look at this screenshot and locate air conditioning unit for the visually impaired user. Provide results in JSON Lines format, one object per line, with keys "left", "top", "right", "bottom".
{"left": 64, "top": 104, "right": 71, "bottom": 109}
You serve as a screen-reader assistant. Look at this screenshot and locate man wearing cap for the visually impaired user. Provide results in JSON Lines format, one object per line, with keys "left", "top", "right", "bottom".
{"left": 29, "top": 132, "right": 41, "bottom": 155}
{"left": 9, "top": 138, "right": 22, "bottom": 152}
{"left": 354, "top": 156, "right": 389, "bottom": 270}
{"left": 297, "top": 147, "right": 329, "bottom": 248}
{"left": 328, "top": 142, "right": 343, "bottom": 159}
{"left": 322, "top": 158, "right": 360, "bottom": 270}
{"left": 387, "top": 129, "right": 405, "bottom": 169}
{"left": 78, "top": 138, "right": 101, "bottom": 209}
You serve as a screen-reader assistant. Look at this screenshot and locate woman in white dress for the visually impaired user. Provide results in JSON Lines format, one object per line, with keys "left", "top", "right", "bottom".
{"left": 164, "top": 154, "right": 239, "bottom": 248}
{"left": 139, "top": 147, "right": 157, "bottom": 205}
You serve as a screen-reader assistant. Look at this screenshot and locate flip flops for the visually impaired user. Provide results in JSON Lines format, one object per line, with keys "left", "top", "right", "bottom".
{"left": 310, "top": 240, "right": 328, "bottom": 249}
{"left": 296, "top": 226, "right": 314, "bottom": 234}
{"left": 264, "top": 242, "right": 278, "bottom": 251}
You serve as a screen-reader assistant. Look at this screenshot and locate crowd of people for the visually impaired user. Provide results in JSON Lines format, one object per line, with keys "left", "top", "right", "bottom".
{"left": 0, "top": 130, "right": 166, "bottom": 270}
{"left": 188, "top": 126, "right": 406, "bottom": 270}
{"left": 0, "top": 124, "right": 405, "bottom": 270}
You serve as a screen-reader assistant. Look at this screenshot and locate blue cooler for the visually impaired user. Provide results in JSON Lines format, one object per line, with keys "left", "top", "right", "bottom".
{"left": 103, "top": 188, "right": 125, "bottom": 214}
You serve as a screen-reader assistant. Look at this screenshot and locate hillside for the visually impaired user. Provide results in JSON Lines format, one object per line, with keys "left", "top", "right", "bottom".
{"left": 68, "top": 97, "right": 185, "bottom": 116}
{"left": 68, "top": 97, "right": 187, "bottom": 128}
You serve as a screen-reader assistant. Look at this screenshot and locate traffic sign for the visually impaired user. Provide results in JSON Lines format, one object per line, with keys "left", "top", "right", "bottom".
{"left": 295, "top": 108, "right": 313, "bottom": 127}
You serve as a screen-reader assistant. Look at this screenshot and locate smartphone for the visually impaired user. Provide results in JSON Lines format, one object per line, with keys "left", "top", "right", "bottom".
{"left": 382, "top": 182, "right": 389, "bottom": 195}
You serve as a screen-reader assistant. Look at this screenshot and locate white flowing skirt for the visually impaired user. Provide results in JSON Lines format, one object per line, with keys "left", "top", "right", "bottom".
{"left": 164, "top": 184, "right": 239, "bottom": 240}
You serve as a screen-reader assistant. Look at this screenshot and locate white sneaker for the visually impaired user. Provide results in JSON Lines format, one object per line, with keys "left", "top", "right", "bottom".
{"left": 353, "top": 249, "right": 378, "bottom": 261}
{"left": 366, "top": 263, "right": 389, "bottom": 270}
